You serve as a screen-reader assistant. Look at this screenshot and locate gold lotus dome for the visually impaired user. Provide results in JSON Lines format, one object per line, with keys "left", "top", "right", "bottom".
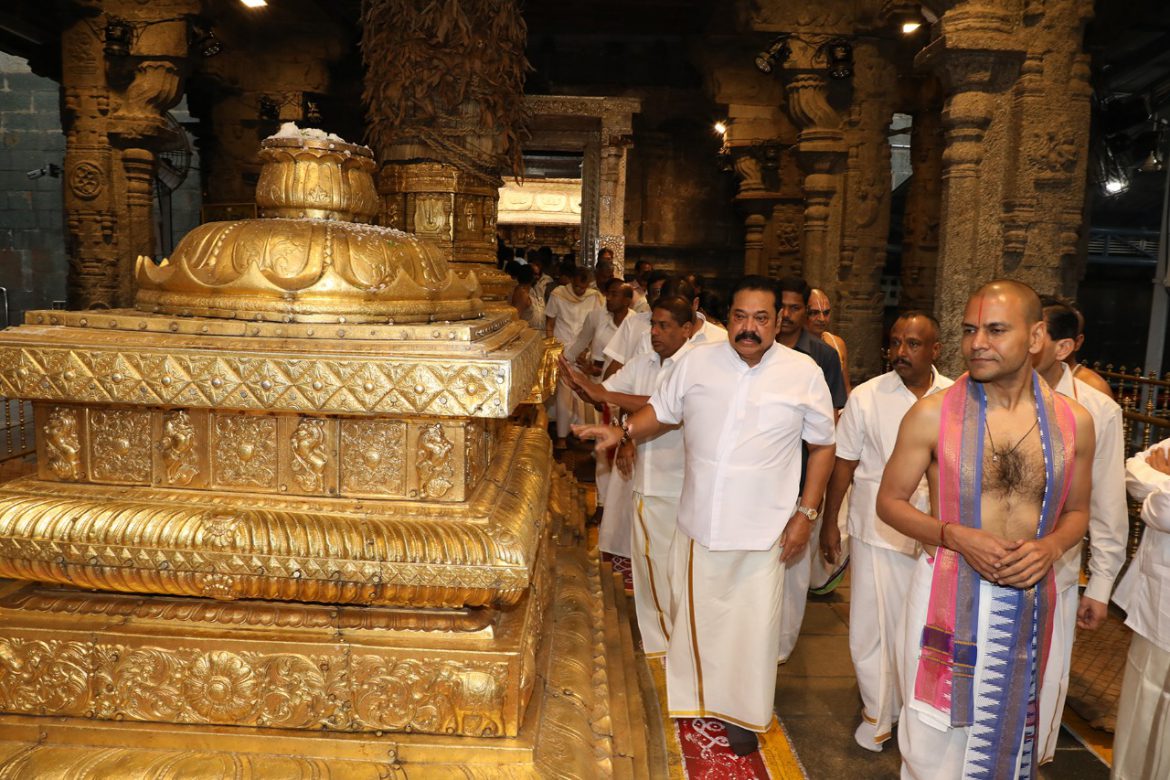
{"left": 136, "top": 128, "right": 481, "bottom": 324}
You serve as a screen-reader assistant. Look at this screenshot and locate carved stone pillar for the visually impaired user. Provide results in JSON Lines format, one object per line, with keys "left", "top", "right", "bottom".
{"left": 598, "top": 120, "right": 634, "bottom": 266}
{"left": 60, "top": 0, "right": 198, "bottom": 309}
{"left": 362, "top": 0, "right": 528, "bottom": 301}
{"left": 917, "top": 4, "right": 1025, "bottom": 374}
{"left": 900, "top": 79, "right": 944, "bottom": 313}
{"left": 835, "top": 38, "right": 898, "bottom": 381}
{"left": 784, "top": 64, "right": 847, "bottom": 288}
{"left": 728, "top": 144, "right": 782, "bottom": 276}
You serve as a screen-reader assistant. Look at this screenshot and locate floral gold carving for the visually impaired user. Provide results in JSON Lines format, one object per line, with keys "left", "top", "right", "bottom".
{"left": 213, "top": 414, "right": 277, "bottom": 489}
{"left": 158, "top": 410, "right": 198, "bottom": 486}
{"left": 290, "top": 418, "right": 330, "bottom": 493}
{"left": 0, "top": 638, "right": 509, "bottom": 736}
{"left": 89, "top": 408, "right": 151, "bottom": 483}
{"left": 417, "top": 423, "right": 455, "bottom": 498}
{"left": 44, "top": 408, "right": 82, "bottom": 481}
{"left": 340, "top": 419, "right": 406, "bottom": 496}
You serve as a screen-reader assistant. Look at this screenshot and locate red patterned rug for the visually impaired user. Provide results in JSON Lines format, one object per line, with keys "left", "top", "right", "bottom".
{"left": 601, "top": 552, "right": 634, "bottom": 593}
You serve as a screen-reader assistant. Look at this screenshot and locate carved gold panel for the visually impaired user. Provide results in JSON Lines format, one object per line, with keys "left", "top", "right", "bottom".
{"left": 88, "top": 406, "right": 152, "bottom": 484}
{"left": 408, "top": 421, "right": 464, "bottom": 502}
{"left": 152, "top": 408, "right": 209, "bottom": 489}
{"left": 338, "top": 418, "right": 406, "bottom": 498}
{"left": 34, "top": 404, "right": 85, "bottom": 483}
{"left": 211, "top": 412, "right": 279, "bottom": 491}
{"left": 280, "top": 416, "right": 338, "bottom": 496}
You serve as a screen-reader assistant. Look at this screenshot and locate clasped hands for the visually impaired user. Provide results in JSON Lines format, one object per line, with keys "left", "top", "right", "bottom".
{"left": 945, "top": 524, "right": 1061, "bottom": 589}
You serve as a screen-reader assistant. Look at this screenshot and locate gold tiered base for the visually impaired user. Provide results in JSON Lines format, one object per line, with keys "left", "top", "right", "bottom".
{"left": 0, "top": 468, "right": 648, "bottom": 778}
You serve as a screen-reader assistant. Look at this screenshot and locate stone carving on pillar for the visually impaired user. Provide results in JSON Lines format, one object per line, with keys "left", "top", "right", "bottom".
{"left": 780, "top": 37, "right": 848, "bottom": 291}
{"left": 60, "top": 0, "right": 199, "bottom": 310}
{"left": 362, "top": 0, "right": 529, "bottom": 301}
{"left": 916, "top": 0, "right": 1036, "bottom": 375}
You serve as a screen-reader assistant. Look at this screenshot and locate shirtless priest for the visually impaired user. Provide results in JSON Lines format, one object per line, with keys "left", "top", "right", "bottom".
{"left": 876, "top": 280, "right": 1094, "bottom": 779}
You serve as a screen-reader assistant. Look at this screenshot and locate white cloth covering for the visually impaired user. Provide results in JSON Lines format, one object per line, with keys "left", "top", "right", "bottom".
{"left": 1111, "top": 632, "right": 1170, "bottom": 780}
{"left": 665, "top": 529, "right": 784, "bottom": 731}
{"left": 850, "top": 538, "right": 918, "bottom": 748}
{"left": 547, "top": 287, "right": 601, "bottom": 440}
{"left": 1036, "top": 364, "right": 1128, "bottom": 763}
{"left": 1114, "top": 436, "right": 1170, "bottom": 653}
{"left": 598, "top": 456, "right": 633, "bottom": 558}
{"left": 898, "top": 554, "right": 1039, "bottom": 780}
{"left": 649, "top": 341, "right": 835, "bottom": 551}
{"left": 633, "top": 493, "right": 677, "bottom": 656}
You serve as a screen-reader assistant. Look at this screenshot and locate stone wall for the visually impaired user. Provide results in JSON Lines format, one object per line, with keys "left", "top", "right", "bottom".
{"left": 0, "top": 53, "right": 67, "bottom": 327}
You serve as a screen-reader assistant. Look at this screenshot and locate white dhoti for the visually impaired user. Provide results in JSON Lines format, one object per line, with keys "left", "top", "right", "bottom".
{"left": 1112, "top": 632, "right": 1170, "bottom": 780}
{"left": 632, "top": 493, "right": 677, "bottom": 656}
{"left": 554, "top": 376, "right": 575, "bottom": 440}
{"left": 1037, "top": 585, "right": 1077, "bottom": 763}
{"left": 898, "top": 554, "right": 1041, "bottom": 780}
{"left": 777, "top": 525, "right": 812, "bottom": 663}
{"left": 597, "top": 463, "right": 633, "bottom": 558}
{"left": 666, "top": 529, "right": 784, "bottom": 732}
{"left": 849, "top": 538, "right": 917, "bottom": 749}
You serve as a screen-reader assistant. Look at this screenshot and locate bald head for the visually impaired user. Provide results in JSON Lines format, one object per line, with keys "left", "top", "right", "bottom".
{"left": 972, "top": 280, "right": 1042, "bottom": 325}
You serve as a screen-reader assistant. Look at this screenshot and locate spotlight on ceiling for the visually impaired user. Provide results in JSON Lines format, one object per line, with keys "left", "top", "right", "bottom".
{"left": 1104, "top": 178, "right": 1129, "bottom": 195}
{"left": 240, "top": 0, "right": 268, "bottom": 8}
{"left": 714, "top": 121, "right": 728, "bottom": 136}
{"left": 1139, "top": 150, "right": 1164, "bottom": 174}
{"left": 755, "top": 35, "right": 791, "bottom": 74}
{"left": 901, "top": 21, "right": 922, "bottom": 34}
{"left": 191, "top": 24, "right": 222, "bottom": 57}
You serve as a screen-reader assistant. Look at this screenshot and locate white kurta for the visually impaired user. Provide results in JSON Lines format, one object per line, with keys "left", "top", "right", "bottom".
{"left": 830, "top": 370, "right": 952, "bottom": 739}
{"left": 1111, "top": 437, "right": 1170, "bottom": 780}
{"left": 603, "top": 342, "right": 692, "bottom": 654}
{"left": 1039, "top": 364, "right": 1128, "bottom": 762}
{"left": 546, "top": 286, "right": 602, "bottom": 438}
{"left": 651, "top": 340, "right": 835, "bottom": 730}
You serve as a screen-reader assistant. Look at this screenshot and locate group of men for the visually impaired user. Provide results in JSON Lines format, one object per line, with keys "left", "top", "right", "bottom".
{"left": 537, "top": 258, "right": 1161, "bottom": 778}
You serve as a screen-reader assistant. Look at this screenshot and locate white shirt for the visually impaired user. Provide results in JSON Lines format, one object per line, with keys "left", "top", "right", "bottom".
{"left": 566, "top": 308, "right": 625, "bottom": 366}
{"left": 603, "top": 311, "right": 724, "bottom": 366}
{"left": 837, "top": 368, "right": 953, "bottom": 555}
{"left": 649, "top": 341, "right": 836, "bottom": 551}
{"left": 603, "top": 341, "right": 693, "bottom": 498}
{"left": 545, "top": 286, "right": 601, "bottom": 346}
{"left": 1048, "top": 364, "right": 1128, "bottom": 601}
{"left": 1113, "top": 437, "right": 1170, "bottom": 652}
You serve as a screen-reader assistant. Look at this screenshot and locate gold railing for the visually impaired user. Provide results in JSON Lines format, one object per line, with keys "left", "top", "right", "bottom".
{"left": 1091, "top": 363, "right": 1170, "bottom": 560}
{"left": 0, "top": 397, "right": 33, "bottom": 464}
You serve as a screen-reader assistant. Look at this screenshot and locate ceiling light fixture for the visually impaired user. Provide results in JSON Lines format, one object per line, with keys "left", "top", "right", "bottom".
{"left": 1104, "top": 178, "right": 1128, "bottom": 195}
{"left": 754, "top": 35, "right": 791, "bottom": 74}
{"left": 240, "top": 0, "right": 268, "bottom": 8}
{"left": 901, "top": 21, "right": 922, "bottom": 34}
{"left": 714, "top": 121, "right": 728, "bottom": 136}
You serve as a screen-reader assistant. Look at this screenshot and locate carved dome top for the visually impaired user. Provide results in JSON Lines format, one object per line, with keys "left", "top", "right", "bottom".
{"left": 135, "top": 128, "right": 482, "bottom": 324}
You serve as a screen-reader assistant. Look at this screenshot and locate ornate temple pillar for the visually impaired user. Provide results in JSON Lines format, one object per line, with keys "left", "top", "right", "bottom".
{"left": 835, "top": 37, "right": 899, "bottom": 380}
{"left": 900, "top": 78, "right": 944, "bottom": 313}
{"left": 60, "top": 0, "right": 198, "bottom": 309}
{"left": 998, "top": 2, "right": 1094, "bottom": 297}
{"left": 783, "top": 56, "right": 847, "bottom": 289}
{"left": 917, "top": 3, "right": 1025, "bottom": 374}
{"left": 598, "top": 119, "right": 634, "bottom": 265}
{"left": 362, "top": 0, "right": 528, "bottom": 301}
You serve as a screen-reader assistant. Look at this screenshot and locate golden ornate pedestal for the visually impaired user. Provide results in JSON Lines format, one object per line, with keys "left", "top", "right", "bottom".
{"left": 0, "top": 132, "right": 644, "bottom": 777}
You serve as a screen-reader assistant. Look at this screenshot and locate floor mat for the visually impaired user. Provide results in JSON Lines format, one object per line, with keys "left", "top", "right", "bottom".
{"left": 647, "top": 658, "right": 806, "bottom": 780}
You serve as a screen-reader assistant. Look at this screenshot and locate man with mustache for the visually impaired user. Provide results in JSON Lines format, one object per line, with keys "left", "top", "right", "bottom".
{"left": 574, "top": 276, "right": 836, "bottom": 756}
{"left": 820, "top": 312, "right": 953, "bottom": 752}
{"left": 1031, "top": 297, "right": 1127, "bottom": 766}
{"left": 877, "top": 280, "right": 1093, "bottom": 779}
{"left": 774, "top": 276, "right": 848, "bottom": 663}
